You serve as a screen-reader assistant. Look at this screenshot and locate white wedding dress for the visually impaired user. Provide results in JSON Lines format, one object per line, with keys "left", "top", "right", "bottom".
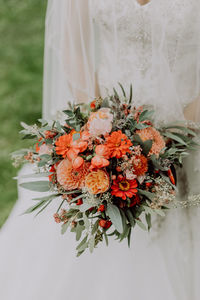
{"left": 1, "top": 1, "right": 200, "bottom": 299}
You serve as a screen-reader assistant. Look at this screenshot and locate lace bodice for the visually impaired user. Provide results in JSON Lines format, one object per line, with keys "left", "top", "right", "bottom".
{"left": 91, "top": 0, "right": 199, "bottom": 116}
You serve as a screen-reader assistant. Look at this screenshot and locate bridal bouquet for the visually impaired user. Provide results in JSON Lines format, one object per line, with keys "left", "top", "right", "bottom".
{"left": 13, "top": 85, "right": 199, "bottom": 256}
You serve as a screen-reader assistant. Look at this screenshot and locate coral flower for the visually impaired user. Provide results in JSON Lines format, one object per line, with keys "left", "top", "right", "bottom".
{"left": 85, "top": 169, "right": 110, "bottom": 194}
{"left": 87, "top": 108, "right": 113, "bottom": 136}
{"left": 106, "top": 130, "right": 132, "bottom": 159}
{"left": 91, "top": 145, "right": 110, "bottom": 169}
{"left": 111, "top": 176, "right": 138, "bottom": 200}
{"left": 55, "top": 134, "right": 76, "bottom": 159}
{"left": 132, "top": 155, "right": 148, "bottom": 176}
{"left": 55, "top": 133, "right": 88, "bottom": 160}
{"left": 56, "top": 159, "right": 89, "bottom": 190}
{"left": 136, "top": 127, "right": 165, "bottom": 156}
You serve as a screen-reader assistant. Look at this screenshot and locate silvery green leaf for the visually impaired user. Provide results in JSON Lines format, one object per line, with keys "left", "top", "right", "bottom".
{"left": 138, "top": 189, "right": 155, "bottom": 201}
{"left": 76, "top": 223, "right": 84, "bottom": 241}
{"left": 79, "top": 203, "right": 93, "bottom": 212}
{"left": 164, "top": 125, "right": 196, "bottom": 137}
{"left": 126, "top": 209, "right": 135, "bottom": 227}
{"left": 16, "top": 172, "right": 52, "bottom": 179}
{"left": 107, "top": 203, "right": 123, "bottom": 233}
{"left": 38, "top": 119, "right": 48, "bottom": 126}
{"left": 92, "top": 219, "right": 99, "bottom": 235}
{"left": 135, "top": 219, "right": 147, "bottom": 231}
{"left": 32, "top": 194, "right": 60, "bottom": 201}
{"left": 20, "top": 181, "right": 50, "bottom": 192}
{"left": 11, "top": 149, "right": 30, "bottom": 156}
{"left": 61, "top": 220, "right": 71, "bottom": 234}
{"left": 73, "top": 132, "right": 80, "bottom": 141}
{"left": 35, "top": 200, "right": 53, "bottom": 216}
{"left": 139, "top": 110, "right": 154, "bottom": 122}
{"left": 163, "top": 132, "right": 187, "bottom": 145}
{"left": 154, "top": 209, "right": 166, "bottom": 217}
{"left": 145, "top": 213, "right": 152, "bottom": 231}
{"left": 135, "top": 123, "right": 150, "bottom": 130}
{"left": 88, "top": 235, "right": 95, "bottom": 253}
{"left": 143, "top": 205, "right": 155, "bottom": 215}
{"left": 23, "top": 201, "right": 46, "bottom": 214}
{"left": 70, "top": 195, "right": 84, "bottom": 203}
{"left": 76, "top": 235, "right": 88, "bottom": 251}
{"left": 83, "top": 213, "right": 90, "bottom": 230}
{"left": 56, "top": 121, "right": 62, "bottom": 131}
{"left": 104, "top": 232, "right": 109, "bottom": 246}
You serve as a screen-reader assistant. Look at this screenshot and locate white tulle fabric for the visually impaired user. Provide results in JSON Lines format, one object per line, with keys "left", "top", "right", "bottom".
{"left": 1, "top": 1, "right": 200, "bottom": 299}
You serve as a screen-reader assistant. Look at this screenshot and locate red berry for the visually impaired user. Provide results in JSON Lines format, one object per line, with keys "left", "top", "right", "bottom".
{"left": 76, "top": 199, "right": 83, "bottom": 206}
{"left": 97, "top": 205, "right": 105, "bottom": 212}
{"left": 99, "top": 219, "right": 112, "bottom": 229}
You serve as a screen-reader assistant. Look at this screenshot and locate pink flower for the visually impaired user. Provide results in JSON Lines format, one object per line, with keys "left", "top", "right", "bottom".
{"left": 87, "top": 108, "right": 113, "bottom": 137}
{"left": 38, "top": 144, "right": 53, "bottom": 156}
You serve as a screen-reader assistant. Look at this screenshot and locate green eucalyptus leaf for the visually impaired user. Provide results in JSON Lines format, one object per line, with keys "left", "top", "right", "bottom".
{"left": 126, "top": 209, "right": 135, "bottom": 227}
{"left": 76, "top": 235, "right": 88, "bottom": 251}
{"left": 76, "top": 223, "right": 84, "bottom": 241}
{"left": 92, "top": 219, "right": 99, "bottom": 235}
{"left": 138, "top": 189, "right": 155, "bottom": 201}
{"left": 135, "top": 219, "right": 147, "bottom": 231}
{"left": 88, "top": 235, "right": 95, "bottom": 253}
{"left": 83, "top": 213, "right": 90, "bottom": 230}
{"left": 23, "top": 200, "right": 46, "bottom": 214}
{"left": 32, "top": 194, "right": 60, "bottom": 201}
{"left": 61, "top": 220, "right": 71, "bottom": 234}
{"left": 20, "top": 181, "right": 50, "bottom": 192}
{"left": 163, "top": 132, "right": 187, "bottom": 145}
{"left": 107, "top": 203, "right": 123, "bottom": 233}
{"left": 145, "top": 213, "right": 152, "bottom": 231}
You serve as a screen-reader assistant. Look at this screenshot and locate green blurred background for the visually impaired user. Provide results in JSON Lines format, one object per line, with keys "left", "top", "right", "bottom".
{"left": 0, "top": 0, "right": 47, "bottom": 227}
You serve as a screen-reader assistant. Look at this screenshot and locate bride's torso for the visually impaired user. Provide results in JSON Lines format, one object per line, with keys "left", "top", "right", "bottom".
{"left": 91, "top": 0, "right": 199, "bottom": 121}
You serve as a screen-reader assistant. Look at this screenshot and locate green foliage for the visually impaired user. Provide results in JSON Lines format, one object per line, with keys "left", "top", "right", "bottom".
{"left": 0, "top": 0, "right": 47, "bottom": 227}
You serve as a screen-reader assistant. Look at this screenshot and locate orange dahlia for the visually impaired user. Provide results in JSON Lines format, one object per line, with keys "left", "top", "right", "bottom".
{"left": 85, "top": 169, "right": 110, "bottom": 194}
{"left": 136, "top": 127, "right": 165, "bottom": 156}
{"left": 55, "top": 134, "right": 76, "bottom": 159}
{"left": 111, "top": 176, "right": 137, "bottom": 200}
{"left": 56, "top": 159, "right": 89, "bottom": 190}
{"left": 106, "top": 130, "right": 132, "bottom": 158}
{"left": 132, "top": 155, "right": 148, "bottom": 176}
{"left": 55, "top": 133, "right": 88, "bottom": 160}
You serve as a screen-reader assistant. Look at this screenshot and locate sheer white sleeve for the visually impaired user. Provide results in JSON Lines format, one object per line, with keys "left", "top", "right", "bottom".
{"left": 42, "top": 0, "right": 96, "bottom": 120}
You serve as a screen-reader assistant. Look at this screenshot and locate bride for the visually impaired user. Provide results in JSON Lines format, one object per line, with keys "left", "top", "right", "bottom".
{"left": 1, "top": 0, "right": 200, "bottom": 299}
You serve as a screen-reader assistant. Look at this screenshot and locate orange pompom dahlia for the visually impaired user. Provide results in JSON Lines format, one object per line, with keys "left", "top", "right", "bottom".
{"left": 85, "top": 169, "right": 110, "bottom": 194}
{"left": 111, "top": 176, "right": 138, "bottom": 200}
{"left": 136, "top": 127, "right": 165, "bottom": 156}
{"left": 132, "top": 155, "right": 148, "bottom": 176}
{"left": 106, "top": 130, "right": 132, "bottom": 159}
{"left": 56, "top": 159, "right": 89, "bottom": 190}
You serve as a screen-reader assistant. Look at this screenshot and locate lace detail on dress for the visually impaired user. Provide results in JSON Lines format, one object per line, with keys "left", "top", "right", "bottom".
{"left": 91, "top": 0, "right": 199, "bottom": 108}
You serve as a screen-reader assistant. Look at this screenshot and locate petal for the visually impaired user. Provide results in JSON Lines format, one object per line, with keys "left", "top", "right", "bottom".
{"left": 67, "top": 149, "right": 79, "bottom": 161}
{"left": 125, "top": 191, "right": 134, "bottom": 198}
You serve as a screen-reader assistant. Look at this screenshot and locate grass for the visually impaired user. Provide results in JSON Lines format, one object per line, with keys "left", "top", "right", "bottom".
{"left": 0, "top": 0, "right": 47, "bottom": 227}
